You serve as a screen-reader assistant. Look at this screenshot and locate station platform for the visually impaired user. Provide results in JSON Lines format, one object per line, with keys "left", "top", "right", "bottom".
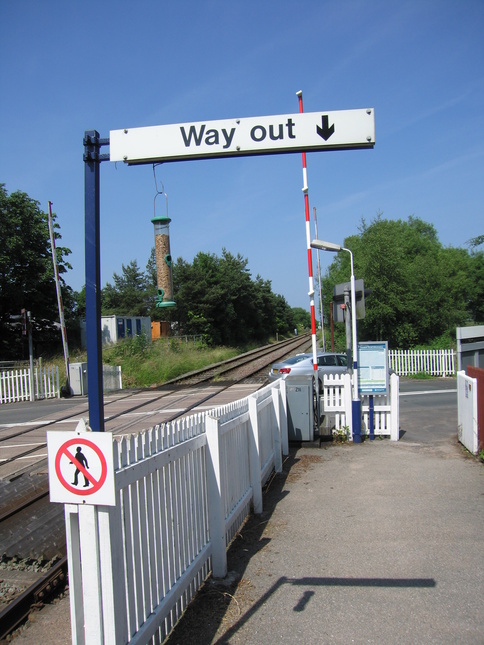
{"left": 11, "top": 383, "right": 484, "bottom": 644}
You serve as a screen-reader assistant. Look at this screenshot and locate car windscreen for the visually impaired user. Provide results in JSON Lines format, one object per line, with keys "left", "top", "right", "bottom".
{"left": 284, "top": 355, "right": 310, "bottom": 365}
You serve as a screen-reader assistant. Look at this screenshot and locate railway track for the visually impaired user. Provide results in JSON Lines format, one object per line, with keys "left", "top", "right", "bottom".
{"left": 7, "top": 338, "right": 303, "bottom": 437}
{"left": 0, "top": 334, "right": 310, "bottom": 477}
{"left": 0, "top": 557, "right": 67, "bottom": 641}
{"left": 0, "top": 334, "right": 311, "bottom": 639}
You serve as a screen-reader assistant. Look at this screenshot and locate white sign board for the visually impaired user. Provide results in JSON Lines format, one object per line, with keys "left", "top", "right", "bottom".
{"left": 47, "top": 429, "right": 116, "bottom": 506}
{"left": 358, "top": 341, "right": 389, "bottom": 395}
{"left": 110, "top": 108, "right": 375, "bottom": 164}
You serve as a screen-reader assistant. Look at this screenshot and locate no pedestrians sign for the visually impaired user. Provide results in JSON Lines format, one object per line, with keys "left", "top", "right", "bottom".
{"left": 47, "top": 430, "right": 116, "bottom": 506}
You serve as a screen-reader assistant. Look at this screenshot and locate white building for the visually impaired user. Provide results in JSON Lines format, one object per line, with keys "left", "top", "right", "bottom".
{"left": 80, "top": 315, "right": 152, "bottom": 348}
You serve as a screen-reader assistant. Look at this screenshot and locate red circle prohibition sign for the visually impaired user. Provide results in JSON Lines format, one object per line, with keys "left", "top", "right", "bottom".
{"left": 55, "top": 437, "right": 107, "bottom": 496}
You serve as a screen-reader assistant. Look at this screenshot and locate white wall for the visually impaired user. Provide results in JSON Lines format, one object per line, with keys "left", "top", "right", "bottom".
{"left": 80, "top": 315, "right": 152, "bottom": 347}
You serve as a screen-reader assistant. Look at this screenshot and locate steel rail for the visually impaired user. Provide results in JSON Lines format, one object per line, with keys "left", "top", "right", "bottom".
{"left": 160, "top": 334, "right": 311, "bottom": 385}
{"left": 0, "top": 336, "right": 311, "bottom": 469}
{"left": 0, "top": 336, "right": 308, "bottom": 444}
{"left": 0, "top": 336, "right": 312, "bottom": 637}
{"left": 0, "top": 487, "right": 50, "bottom": 523}
{"left": 0, "top": 556, "right": 68, "bottom": 640}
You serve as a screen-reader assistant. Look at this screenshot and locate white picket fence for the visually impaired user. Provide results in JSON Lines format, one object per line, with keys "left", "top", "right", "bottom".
{"left": 65, "top": 379, "right": 288, "bottom": 645}
{"left": 457, "top": 371, "right": 478, "bottom": 454}
{"left": 322, "top": 372, "right": 400, "bottom": 440}
{"left": 0, "top": 366, "right": 59, "bottom": 404}
{"left": 64, "top": 373, "right": 400, "bottom": 644}
{"left": 388, "top": 349, "right": 455, "bottom": 377}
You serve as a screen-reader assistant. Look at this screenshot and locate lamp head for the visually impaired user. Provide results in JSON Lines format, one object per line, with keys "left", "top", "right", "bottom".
{"left": 311, "top": 239, "right": 342, "bottom": 252}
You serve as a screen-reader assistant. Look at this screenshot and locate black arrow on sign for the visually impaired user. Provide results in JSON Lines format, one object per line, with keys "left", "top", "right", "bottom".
{"left": 316, "top": 115, "right": 335, "bottom": 141}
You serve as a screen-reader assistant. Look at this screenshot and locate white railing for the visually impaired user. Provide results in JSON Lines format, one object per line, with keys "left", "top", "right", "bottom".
{"left": 322, "top": 372, "right": 400, "bottom": 440}
{"left": 321, "top": 373, "right": 353, "bottom": 433}
{"left": 156, "top": 334, "right": 204, "bottom": 346}
{"left": 457, "top": 371, "right": 478, "bottom": 454}
{"left": 389, "top": 349, "right": 455, "bottom": 376}
{"left": 0, "top": 366, "right": 59, "bottom": 404}
{"left": 103, "top": 364, "right": 123, "bottom": 392}
{"left": 65, "top": 379, "right": 288, "bottom": 645}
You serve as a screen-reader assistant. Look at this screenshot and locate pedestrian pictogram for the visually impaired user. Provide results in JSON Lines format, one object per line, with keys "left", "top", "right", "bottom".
{"left": 47, "top": 430, "right": 115, "bottom": 506}
{"left": 55, "top": 437, "right": 107, "bottom": 495}
{"left": 71, "top": 446, "right": 90, "bottom": 487}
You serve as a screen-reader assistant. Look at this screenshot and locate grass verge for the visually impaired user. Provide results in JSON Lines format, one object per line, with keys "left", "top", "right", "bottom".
{"left": 46, "top": 337, "right": 243, "bottom": 389}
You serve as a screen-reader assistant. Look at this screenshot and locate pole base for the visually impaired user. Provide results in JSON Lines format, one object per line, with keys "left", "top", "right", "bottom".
{"left": 352, "top": 399, "right": 362, "bottom": 443}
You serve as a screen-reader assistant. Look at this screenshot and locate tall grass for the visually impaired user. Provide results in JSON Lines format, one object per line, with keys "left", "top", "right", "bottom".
{"left": 106, "top": 337, "right": 240, "bottom": 388}
{"left": 59, "top": 336, "right": 240, "bottom": 389}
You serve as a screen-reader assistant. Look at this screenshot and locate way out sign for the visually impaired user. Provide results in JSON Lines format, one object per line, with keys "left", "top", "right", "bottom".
{"left": 47, "top": 431, "right": 115, "bottom": 506}
{"left": 110, "top": 108, "right": 375, "bottom": 164}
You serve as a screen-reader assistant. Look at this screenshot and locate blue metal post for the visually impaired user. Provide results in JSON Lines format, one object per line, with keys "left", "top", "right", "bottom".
{"left": 84, "top": 131, "right": 104, "bottom": 431}
{"left": 352, "top": 397, "right": 362, "bottom": 443}
{"left": 369, "top": 394, "right": 375, "bottom": 440}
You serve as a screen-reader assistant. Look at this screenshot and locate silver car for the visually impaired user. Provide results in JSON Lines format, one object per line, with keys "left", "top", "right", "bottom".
{"left": 268, "top": 352, "right": 348, "bottom": 392}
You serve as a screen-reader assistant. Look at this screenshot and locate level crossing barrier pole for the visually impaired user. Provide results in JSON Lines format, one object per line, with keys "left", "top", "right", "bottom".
{"left": 296, "top": 90, "right": 318, "bottom": 379}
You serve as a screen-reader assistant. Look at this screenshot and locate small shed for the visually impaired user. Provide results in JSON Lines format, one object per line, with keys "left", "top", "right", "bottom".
{"left": 80, "top": 315, "right": 152, "bottom": 348}
{"left": 151, "top": 321, "right": 171, "bottom": 340}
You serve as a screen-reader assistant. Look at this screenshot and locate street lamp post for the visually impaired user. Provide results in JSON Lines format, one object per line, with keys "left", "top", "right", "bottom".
{"left": 311, "top": 239, "right": 362, "bottom": 442}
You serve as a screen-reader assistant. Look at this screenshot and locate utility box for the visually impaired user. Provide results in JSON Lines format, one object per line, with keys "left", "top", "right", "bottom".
{"left": 286, "top": 376, "right": 318, "bottom": 441}
{"left": 68, "top": 363, "right": 122, "bottom": 395}
{"left": 69, "top": 362, "right": 88, "bottom": 396}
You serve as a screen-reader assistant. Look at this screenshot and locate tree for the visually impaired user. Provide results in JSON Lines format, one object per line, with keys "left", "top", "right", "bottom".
{"left": 0, "top": 184, "right": 73, "bottom": 358}
{"left": 322, "top": 214, "right": 482, "bottom": 349}
{"left": 466, "top": 242, "right": 484, "bottom": 323}
{"left": 102, "top": 260, "right": 151, "bottom": 316}
{"left": 167, "top": 249, "right": 296, "bottom": 345}
{"left": 72, "top": 285, "right": 86, "bottom": 318}
{"left": 97, "top": 247, "right": 305, "bottom": 346}
{"left": 291, "top": 307, "right": 311, "bottom": 331}
{"left": 467, "top": 234, "right": 484, "bottom": 248}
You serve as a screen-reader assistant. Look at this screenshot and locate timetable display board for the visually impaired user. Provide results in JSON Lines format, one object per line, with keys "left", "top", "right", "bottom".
{"left": 358, "top": 341, "right": 389, "bottom": 395}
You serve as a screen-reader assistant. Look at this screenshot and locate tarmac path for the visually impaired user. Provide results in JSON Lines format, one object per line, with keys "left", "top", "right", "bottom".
{"left": 12, "top": 378, "right": 484, "bottom": 645}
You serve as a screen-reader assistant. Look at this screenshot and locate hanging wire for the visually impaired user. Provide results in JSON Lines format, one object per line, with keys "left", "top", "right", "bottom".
{"left": 153, "top": 163, "right": 168, "bottom": 217}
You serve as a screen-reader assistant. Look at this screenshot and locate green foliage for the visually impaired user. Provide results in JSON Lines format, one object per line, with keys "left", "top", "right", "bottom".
{"left": 104, "top": 333, "right": 151, "bottom": 361}
{"left": 102, "top": 260, "right": 151, "bottom": 316}
{"left": 332, "top": 425, "right": 350, "bottom": 442}
{"left": 291, "top": 307, "right": 311, "bottom": 331}
{"left": 467, "top": 247, "right": 484, "bottom": 323}
{"left": 406, "top": 371, "right": 434, "bottom": 380}
{"left": 0, "top": 184, "right": 73, "bottom": 358}
{"left": 467, "top": 235, "right": 484, "bottom": 248}
{"left": 98, "top": 247, "right": 298, "bottom": 347}
{"left": 102, "top": 338, "right": 239, "bottom": 388}
{"left": 166, "top": 248, "right": 297, "bottom": 346}
{"left": 412, "top": 331, "right": 456, "bottom": 350}
{"left": 322, "top": 214, "right": 484, "bottom": 349}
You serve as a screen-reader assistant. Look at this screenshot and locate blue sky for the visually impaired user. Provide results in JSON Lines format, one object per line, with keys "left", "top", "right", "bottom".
{"left": 1, "top": 0, "right": 483, "bottom": 312}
